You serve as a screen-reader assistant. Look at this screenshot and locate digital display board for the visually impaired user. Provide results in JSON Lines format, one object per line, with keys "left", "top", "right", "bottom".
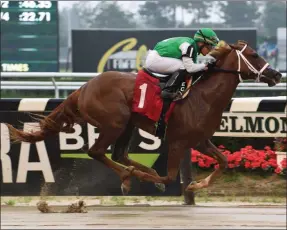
{"left": 1, "top": 1, "right": 59, "bottom": 72}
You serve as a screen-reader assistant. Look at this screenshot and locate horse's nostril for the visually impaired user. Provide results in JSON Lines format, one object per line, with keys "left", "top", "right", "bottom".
{"left": 275, "top": 73, "right": 282, "bottom": 82}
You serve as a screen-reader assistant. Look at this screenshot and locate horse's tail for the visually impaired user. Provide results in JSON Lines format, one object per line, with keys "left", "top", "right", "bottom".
{"left": 6, "top": 89, "right": 82, "bottom": 143}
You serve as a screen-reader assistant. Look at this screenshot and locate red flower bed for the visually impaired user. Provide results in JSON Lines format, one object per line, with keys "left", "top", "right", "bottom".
{"left": 191, "top": 145, "right": 286, "bottom": 176}
{"left": 280, "top": 158, "right": 287, "bottom": 175}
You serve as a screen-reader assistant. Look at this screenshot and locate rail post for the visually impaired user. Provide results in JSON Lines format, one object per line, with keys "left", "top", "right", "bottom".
{"left": 51, "top": 77, "right": 59, "bottom": 98}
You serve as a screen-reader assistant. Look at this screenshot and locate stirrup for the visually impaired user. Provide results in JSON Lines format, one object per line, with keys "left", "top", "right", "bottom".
{"left": 161, "top": 90, "right": 177, "bottom": 99}
{"left": 173, "top": 91, "right": 184, "bottom": 101}
{"left": 162, "top": 69, "right": 183, "bottom": 89}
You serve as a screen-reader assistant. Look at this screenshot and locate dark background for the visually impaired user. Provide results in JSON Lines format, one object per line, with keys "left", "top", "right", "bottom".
{"left": 72, "top": 28, "right": 256, "bottom": 72}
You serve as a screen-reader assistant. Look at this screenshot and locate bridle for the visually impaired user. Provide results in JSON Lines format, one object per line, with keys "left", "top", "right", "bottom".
{"left": 203, "top": 43, "right": 270, "bottom": 83}
{"left": 185, "top": 43, "right": 271, "bottom": 95}
{"left": 235, "top": 44, "right": 269, "bottom": 83}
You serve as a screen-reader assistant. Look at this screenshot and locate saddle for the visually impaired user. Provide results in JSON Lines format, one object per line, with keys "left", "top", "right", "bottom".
{"left": 142, "top": 67, "right": 192, "bottom": 139}
{"left": 143, "top": 68, "right": 172, "bottom": 85}
{"left": 143, "top": 67, "right": 192, "bottom": 98}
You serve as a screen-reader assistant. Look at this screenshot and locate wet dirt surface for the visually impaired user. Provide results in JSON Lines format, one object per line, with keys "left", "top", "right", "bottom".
{"left": 1, "top": 205, "right": 286, "bottom": 229}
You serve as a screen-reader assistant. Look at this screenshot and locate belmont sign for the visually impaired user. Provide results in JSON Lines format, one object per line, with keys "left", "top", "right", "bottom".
{"left": 1, "top": 112, "right": 286, "bottom": 184}
{"left": 214, "top": 113, "right": 287, "bottom": 137}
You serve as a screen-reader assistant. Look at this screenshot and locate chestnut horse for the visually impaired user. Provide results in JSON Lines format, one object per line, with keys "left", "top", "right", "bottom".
{"left": 6, "top": 40, "right": 282, "bottom": 194}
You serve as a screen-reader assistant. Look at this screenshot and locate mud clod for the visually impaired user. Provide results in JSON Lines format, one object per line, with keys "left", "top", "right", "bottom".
{"left": 65, "top": 200, "right": 87, "bottom": 213}
{"left": 37, "top": 200, "right": 87, "bottom": 213}
{"left": 37, "top": 201, "right": 56, "bottom": 213}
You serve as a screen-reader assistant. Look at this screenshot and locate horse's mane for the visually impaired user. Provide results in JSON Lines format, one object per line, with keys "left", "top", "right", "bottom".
{"left": 208, "top": 40, "right": 231, "bottom": 59}
{"left": 208, "top": 40, "right": 249, "bottom": 59}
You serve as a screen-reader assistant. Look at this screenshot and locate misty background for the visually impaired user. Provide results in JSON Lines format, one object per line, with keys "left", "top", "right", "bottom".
{"left": 58, "top": 1, "right": 286, "bottom": 71}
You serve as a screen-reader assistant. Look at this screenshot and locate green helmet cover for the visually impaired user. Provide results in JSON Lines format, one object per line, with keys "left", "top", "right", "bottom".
{"left": 194, "top": 28, "right": 219, "bottom": 46}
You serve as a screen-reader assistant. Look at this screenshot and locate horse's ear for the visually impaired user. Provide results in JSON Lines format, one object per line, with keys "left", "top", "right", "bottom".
{"left": 237, "top": 40, "right": 248, "bottom": 46}
{"left": 230, "top": 42, "right": 243, "bottom": 50}
{"left": 229, "top": 40, "right": 249, "bottom": 50}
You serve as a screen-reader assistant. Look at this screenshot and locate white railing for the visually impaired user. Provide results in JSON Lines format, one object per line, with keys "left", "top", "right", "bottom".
{"left": 1, "top": 72, "right": 286, "bottom": 98}
{"left": 1, "top": 72, "right": 99, "bottom": 78}
{"left": 1, "top": 72, "right": 286, "bottom": 78}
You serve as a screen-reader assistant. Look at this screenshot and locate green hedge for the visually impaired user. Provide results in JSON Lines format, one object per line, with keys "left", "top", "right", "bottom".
{"left": 211, "top": 137, "right": 275, "bottom": 153}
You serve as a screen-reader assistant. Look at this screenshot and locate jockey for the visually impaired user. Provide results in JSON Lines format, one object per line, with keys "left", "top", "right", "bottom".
{"left": 144, "top": 28, "right": 219, "bottom": 99}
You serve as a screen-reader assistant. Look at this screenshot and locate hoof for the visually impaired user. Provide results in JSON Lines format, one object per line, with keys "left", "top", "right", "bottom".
{"left": 185, "top": 181, "right": 200, "bottom": 192}
{"left": 120, "top": 167, "right": 134, "bottom": 195}
{"left": 121, "top": 180, "right": 131, "bottom": 195}
{"left": 189, "top": 181, "right": 198, "bottom": 186}
{"left": 155, "top": 183, "right": 165, "bottom": 192}
{"left": 186, "top": 180, "right": 208, "bottom": 192}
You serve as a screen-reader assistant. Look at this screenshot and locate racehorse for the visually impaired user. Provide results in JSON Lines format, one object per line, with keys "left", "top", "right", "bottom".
{"left": 6, "top": 40, "right": 282, "bottom": 194}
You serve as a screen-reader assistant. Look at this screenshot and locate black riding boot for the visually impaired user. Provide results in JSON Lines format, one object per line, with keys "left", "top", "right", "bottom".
{"left": 161, "top": 69, "right": 188, "bottom": 100}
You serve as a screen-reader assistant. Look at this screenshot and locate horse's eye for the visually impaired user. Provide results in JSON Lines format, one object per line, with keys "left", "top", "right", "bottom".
{"left": 252, "top": 53, "right": 259, "bottom": 58}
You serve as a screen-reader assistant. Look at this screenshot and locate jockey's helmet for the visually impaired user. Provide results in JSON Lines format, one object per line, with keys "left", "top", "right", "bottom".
{"left": 194, "top": 28, "right": 219, "bottom": 47}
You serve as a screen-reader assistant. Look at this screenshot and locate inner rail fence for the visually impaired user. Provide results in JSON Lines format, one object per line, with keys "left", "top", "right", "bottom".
{"left": 1, "top": 72, "right": 286, "bottom": 98}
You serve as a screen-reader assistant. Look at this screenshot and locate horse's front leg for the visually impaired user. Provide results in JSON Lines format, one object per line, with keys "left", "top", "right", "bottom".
{"left": 186, "top": 139, "right": 228, "bottom": 191}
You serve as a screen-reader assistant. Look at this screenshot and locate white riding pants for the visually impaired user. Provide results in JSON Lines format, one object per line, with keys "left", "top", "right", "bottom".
{"left": 144, "top": 50, "right": 184, "bottom": 74}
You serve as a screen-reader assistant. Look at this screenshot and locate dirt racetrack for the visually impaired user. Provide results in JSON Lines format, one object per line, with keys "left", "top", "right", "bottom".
{"left": 1, "top": 205, "right": 286, "bottom": 229}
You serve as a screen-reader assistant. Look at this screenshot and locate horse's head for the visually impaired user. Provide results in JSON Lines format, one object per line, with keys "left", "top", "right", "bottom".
{"left": 209, "top": 40, "right": 282, "bottom": 86}
{"left": 229, "top": 40, "right": 282, "bottom": 86}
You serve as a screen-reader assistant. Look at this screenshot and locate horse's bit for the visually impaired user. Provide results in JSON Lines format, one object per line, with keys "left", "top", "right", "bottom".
{"left": 235, "top": 44, "right": 269, "bottom": 82}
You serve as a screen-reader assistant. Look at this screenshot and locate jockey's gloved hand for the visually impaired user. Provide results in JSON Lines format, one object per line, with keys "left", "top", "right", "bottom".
{"left": 203, "top": 62, "right": 216, "bottom": 72}
{"left": 205, "top": 55, "right": 217, "bottom": 63}
{"left": 207, "top": 62, "right": 216, "bottom": 69}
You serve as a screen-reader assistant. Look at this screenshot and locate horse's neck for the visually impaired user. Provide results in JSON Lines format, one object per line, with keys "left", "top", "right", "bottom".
{"left": 202, "top": 49, "right": 240, "bottom": 110}
{"left": 193, "top": 69, "right": 239, "bottom": 112}
{"left": 207, "top": 72, "right": 239, "bottom": 109}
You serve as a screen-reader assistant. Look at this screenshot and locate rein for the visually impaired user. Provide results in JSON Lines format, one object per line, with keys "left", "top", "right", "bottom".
{"left": 179, "top": 44, "right": 270, "bottom": 98}
{"left": 208, "top": 44, "right": 270, "bottom": 81}
{"left": 207, "top": 67, "right": 241, "bottom": 75}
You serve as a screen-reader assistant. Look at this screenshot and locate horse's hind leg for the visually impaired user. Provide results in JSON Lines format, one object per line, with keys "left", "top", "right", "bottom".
{"left": 127, "top": 140, "right": 188, "bottom": 185}
{"left": 111, "top": 121, "right": 160, "bottom": 176}
{"left": 186, "top": 139, "right": 228, "bottom": 191}
{"left": 111, "top": 121, "right": 165, "bottom": 192}
{"left": 88, "top": 129, "right": 135, "bottom": 194}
